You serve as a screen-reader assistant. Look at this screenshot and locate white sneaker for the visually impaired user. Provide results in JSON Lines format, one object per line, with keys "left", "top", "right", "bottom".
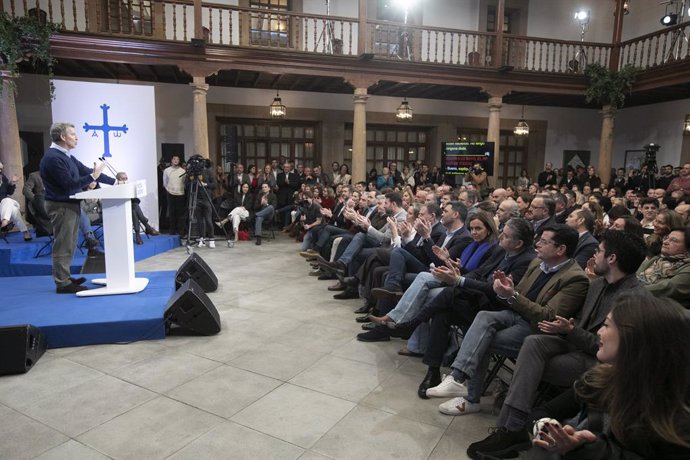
{"left": 208, "top": 239, "right": 215, "bottom": 249}
{"left": 439, "top": 396, "right": 481, "bottom": 416}
{"left": 198, "top": 238, "right": 205, "bottom": 248}
{"left": 426, "top": 375, "right": 468, "bottom": 398}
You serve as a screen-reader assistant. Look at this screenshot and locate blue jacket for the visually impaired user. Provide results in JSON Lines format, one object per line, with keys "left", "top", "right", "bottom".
{"left": 40, "top": 147, "right": 115, "bottom": 202}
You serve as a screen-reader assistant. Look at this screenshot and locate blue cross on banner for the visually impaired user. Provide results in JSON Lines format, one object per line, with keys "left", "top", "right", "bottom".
{"left": 83, "top": 104, "right": 128, "bottom": 158}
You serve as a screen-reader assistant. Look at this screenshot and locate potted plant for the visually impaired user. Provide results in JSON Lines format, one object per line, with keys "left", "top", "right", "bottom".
{"left": 0, "top": 11, "right": 62, "bottom": 97}
{"left": 584, "top": 62, "right": 638, "bottom": 110}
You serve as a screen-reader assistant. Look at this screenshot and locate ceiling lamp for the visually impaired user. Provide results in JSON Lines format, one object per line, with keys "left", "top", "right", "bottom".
{"left": 684, "top": 115, "right": 690, "bottom": 133}
{"left": 396, "top": 98, "right": 413, "bottom": 122}
{"left": 269, "top": 91, "right": 286, "bottom": 119}
{"left": 513, "top": 106, "right": 529, "bottom": 136}
{"left": 660, "top": 12, "right": 678, "bottom": 25}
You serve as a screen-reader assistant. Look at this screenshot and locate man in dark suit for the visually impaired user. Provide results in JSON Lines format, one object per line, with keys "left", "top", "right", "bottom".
{"left": 420, "top": 224, "right": 589, "bottom": 416}
{"left": 565, "top": 208, "right": 599, "bottom": 268}
{"left": 468, "top": 230, "right": 646, "bottom": 459}
{"left": 276, "top": 161, "right": 299, "bottom": 226}
{"left": 537, "top": 162, "right": 557, "bottom": 188}
{"left": 529, "top": 195, "right": 556, "bottom": 237}
{"left": 231, "top": 163, "right": 251, "bottom": 195}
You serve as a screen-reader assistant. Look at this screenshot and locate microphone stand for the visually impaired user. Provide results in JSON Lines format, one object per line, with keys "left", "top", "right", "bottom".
{"left": 98, "top": 156, "right": 119, "bottom": 178}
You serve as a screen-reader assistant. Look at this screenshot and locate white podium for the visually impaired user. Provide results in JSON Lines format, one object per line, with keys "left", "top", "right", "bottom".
{"left": 71, "top": 180, "right": 149, "bottom": 297}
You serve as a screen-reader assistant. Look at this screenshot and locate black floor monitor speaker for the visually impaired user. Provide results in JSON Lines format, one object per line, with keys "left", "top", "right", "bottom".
{"left": 165, "top": 279, "right": 221, "bottom": 335}
{"left": 175, "top": 253, "right": 218, "bottom": 292}
{"left": 0, "top": 325, "right": 47, "bottom": 375}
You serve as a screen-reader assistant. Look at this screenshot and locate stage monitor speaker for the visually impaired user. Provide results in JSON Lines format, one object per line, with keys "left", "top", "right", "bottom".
{"left": 175, "top": 253, "right": 218, "bottom": 292}
{"left": 165, "top": 279, "right": 221, "bottom": 335}
{"left": 0, "top": 325, "right": 47, "bottom": 375}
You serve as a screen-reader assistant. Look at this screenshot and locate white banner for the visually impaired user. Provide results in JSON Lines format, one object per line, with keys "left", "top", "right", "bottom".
{"left": 51, "top": 80, "right": 159, "bottom": 229}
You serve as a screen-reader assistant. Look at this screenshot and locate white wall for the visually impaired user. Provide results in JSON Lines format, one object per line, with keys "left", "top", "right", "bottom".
{"left": 526, "top": 0, "right": 614, "bottom": 43}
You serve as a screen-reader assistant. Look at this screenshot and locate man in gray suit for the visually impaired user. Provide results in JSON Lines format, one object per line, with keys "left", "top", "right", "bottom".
{"left": 467, "top": 230, "right": 647, "bottom": 459}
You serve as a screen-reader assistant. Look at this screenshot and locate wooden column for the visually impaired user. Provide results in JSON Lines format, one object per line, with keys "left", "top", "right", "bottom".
{"left": 352, "top": 87, "right": 368, "bottom": 183}
{"left": 493, "top": 0, "right": 505, "bottom": 67}
{"left": 190, "top": 76, "right": 210, "bottom": 158}
{"left": 487, "top": 95, "right": 503, "bottom": 187}
{"left": 194, "top": 0, "right": 203, "bottom": 39}
{"left": 0, "top": 71, "right": 25, "bottom": 210}
{"left": 609, "top": 0, "right": 626, "bottom": 70}
{"left": 597, "top": 105, "right": 615, "bottom": 187}
{"left": 358, "top": 0, "right": 367, "bottom": 55}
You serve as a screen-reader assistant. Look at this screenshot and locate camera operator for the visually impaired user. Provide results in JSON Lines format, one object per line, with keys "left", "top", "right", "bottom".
{"left": 185, "top": 155, "right": 216, "bottom": 248}
{"left": 467, "top": 162, "right": 488, "bottom": 198}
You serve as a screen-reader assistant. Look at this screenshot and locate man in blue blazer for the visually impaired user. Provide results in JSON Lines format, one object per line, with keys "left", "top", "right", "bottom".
{"left": 40, "top": 122, "right": 116, "bottom": 294}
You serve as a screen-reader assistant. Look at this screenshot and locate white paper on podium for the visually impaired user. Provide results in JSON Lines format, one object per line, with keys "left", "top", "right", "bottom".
{"left": 71, "top": 180, "right": 149, "bottom": 296}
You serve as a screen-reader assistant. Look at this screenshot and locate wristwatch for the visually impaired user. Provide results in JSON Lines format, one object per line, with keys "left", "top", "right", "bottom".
{"left": 505, "top": 291, "right": 519, "bottom": 305}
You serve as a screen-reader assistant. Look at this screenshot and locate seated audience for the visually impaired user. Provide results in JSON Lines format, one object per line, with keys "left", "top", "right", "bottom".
{"left": 637, "top": 228, "right": 690, "bottom": 308}
{"left": 0, "top": 161, "right": 32, "bottom": 241}
{"left": 115, "top": 172, "right": 160, "bottom": 244}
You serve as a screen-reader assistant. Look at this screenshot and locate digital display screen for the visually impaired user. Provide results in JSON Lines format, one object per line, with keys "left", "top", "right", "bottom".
{"left": 441, "top": 142, "right": 495, "bottom": 176}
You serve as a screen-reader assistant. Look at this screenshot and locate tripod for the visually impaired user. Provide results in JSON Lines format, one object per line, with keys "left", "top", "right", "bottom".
{"left": 185, "top": 176, "right": 231, "bottom": 254}
{"left": 315, "top": 0, "right": 335, "bottom": 54}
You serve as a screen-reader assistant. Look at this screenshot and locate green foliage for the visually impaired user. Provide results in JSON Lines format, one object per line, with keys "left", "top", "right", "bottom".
{"left": 0, "top": 12, "right": 62, "bottom": 97}
{"left": 584, "top": 63, "right": 638, "bottom": 110}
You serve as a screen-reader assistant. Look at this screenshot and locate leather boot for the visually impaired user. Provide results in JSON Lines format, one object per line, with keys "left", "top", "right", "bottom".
{"left": 418, "top": 368, "right": 441, "bottom": 399}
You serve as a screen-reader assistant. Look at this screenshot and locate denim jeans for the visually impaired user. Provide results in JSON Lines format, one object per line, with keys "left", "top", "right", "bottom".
{"left": 450, "top": 309, "right": 532, "bottom": 403}
{"left": 384, "top": 247, "right": 429, "bottom": 291}
{"left": 387, "top": 271, "right": 445, "bottom": 323}
{"left": 255, "top": 205, "right": 274, "bottom": 236}
{"left": 338, "top": 232, "right": 380, "bottom": 275}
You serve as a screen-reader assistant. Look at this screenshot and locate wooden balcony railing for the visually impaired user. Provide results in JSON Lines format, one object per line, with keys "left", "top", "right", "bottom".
{"left": 502, "top": 35, "right": 611, "bottom": 73}
{"left": 619, "top": 22, "right": 690, "bottom": 69}
{"left": 366, "top": 20, "right": 496, "bottom": 67}
{"left": 2, "top": 0, "right": 689, "bottom": 76}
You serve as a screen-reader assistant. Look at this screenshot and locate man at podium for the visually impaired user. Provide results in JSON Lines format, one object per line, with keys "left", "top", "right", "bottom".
{"left": 40, "top": 122, "right": 116, "bottom": 294}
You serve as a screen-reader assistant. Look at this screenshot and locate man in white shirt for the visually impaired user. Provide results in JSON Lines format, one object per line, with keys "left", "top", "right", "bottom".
{"left": 163, "top": 155, "right": 186, "bottom": 236}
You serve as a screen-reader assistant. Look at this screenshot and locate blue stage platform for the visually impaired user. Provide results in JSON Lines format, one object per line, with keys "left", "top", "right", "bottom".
{"left": 0, "top": 229, "right": 179, "bottom": 277}
{"left": 0, "top": 271, "right": 176, "bottom": 348}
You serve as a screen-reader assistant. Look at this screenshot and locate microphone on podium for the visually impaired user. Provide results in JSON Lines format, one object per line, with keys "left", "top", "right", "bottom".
{"left": 98, "top": 156, "right": 119, "bottom": 177}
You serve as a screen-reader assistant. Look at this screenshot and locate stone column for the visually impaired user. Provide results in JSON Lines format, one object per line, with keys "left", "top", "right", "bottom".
{"left": 597, "top": 104, "right": 615, "bottom": 187}
{"left": 0, "top": 70, "right": 25, "bottom": 210}
{"left": 487, "top": 95, "right": 503, "bottom": 187}
{"left": 358, "top": 0, "right": 367, "bottom": 55}
{"left": 352, "top": 87, "right": 369, "bottom": 184}
{"left": 190, "top": 76, "right": 210, "bottom": 158}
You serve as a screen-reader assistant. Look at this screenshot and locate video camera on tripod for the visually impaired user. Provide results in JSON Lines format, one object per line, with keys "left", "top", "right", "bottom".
{"left": 644, "top": 143, "right": 660, "bottom": 174}
{"left": 185, "top": 154, "right": 210, "bottom": 178}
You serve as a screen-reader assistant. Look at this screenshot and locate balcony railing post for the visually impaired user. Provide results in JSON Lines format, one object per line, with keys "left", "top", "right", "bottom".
{"left": 358, "top": 0, "right": 367, "bottom": 55}
{"left": 609, "top": 0, "right": 625, "bottom": 70}
{"left": 152, "top": 0, "right": 165, "bottom": 40}
{"left": 492, "top": 0, "right": 505, "bottom": 67}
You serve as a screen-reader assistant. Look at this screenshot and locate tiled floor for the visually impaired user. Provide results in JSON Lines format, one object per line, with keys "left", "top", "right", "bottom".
{"left": 0, "top": 235, "right": 498, "bottom": 459}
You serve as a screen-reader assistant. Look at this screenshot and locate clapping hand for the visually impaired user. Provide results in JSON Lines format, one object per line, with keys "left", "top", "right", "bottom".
{"left": 388, "top": 216, "right": 398, "bottom": 239}
{"left": 432, "top": 259, "right": 461, "bottom": 285}
{"left": 398, "top": 221, "right": 412, "bottom": 238}
{"left": 492, "top": 270, "right": 515, "bottom": 298}
{"left": 538, "top": 316, "right": 575, "bottom": 335}
{"left": 415, "top": 219, "right": 432, "bottom": 239}
{"left": 532, "top": 423, "right": 596, "bottom": 454}
{"left": 432, "top": 245, "right": 450, "bottom": 262}
{"left": 10, "top": 174, "right": 20, "bottom": 183}
{"left": 584, "top": 257, "right": 597, "bottom": 279}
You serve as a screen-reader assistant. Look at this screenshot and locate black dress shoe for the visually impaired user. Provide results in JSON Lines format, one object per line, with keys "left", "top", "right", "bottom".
{"left": 56, "top": 282, "right": 88, "bottom": 294}
{"left": 318, "top": 273, "right": 336, "bottom": 281}
{"left": 355, "top": 314, "right": 371, "bottom": 323}
{"left": 357, "top": 325, "right": 392, "bottom": 342}
{"left": 354, "top": 304, "right": 372, "bottom": 314}
{"left": 388, "top": 321, "right": 415, "bottom": 340}
{"left": 70, "top": 277, "right": 87, "bottom": 285}
{"left": 333, "top": 288, "right": 359, "bottom": 300}
{"left": 343, "top": 276, "right": 359, "bottom": 288}
{"left": 418, "top": 368, "right": 442, "bottom": 399}
{"left": 361, "top": 322, "right": 377, "bottom": 330}
{"left": 327, "top": 281, "right": 346, "bottom": 291}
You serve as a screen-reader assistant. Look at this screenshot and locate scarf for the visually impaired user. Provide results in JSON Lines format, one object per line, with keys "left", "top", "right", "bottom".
{"left": 460, "top": 241, "right": 495, "bottom": 272}
{"left": 637, "top": 253, "right": 690, "bottom": 285}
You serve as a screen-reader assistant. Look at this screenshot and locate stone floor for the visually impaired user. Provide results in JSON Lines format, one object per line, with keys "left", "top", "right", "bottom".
{"left": 0, "top": 234, "right": 498, "bottom": 459}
